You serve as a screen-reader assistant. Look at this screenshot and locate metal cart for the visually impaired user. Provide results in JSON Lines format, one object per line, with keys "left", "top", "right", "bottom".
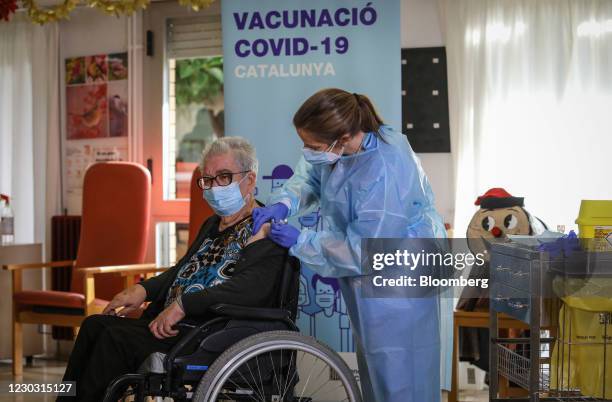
{"left": 489, "top": 241, "right": 612, "bottom": 402}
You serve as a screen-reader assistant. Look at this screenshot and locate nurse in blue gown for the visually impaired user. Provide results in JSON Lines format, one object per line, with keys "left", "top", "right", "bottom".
{"left": 253, "top": 88, "right": 447, "bottom": 402}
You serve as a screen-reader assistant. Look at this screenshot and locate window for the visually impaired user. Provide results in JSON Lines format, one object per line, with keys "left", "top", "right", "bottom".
{"left": 165, "top": 16, "right": 223, "bottom": 200}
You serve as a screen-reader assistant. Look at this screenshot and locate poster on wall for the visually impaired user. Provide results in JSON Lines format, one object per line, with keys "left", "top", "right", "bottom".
{"left": 222, "top": 0, "right": 401, "bottom": 355}
{"left": 64, "top": 52, "right": 129, "bottom": 212}
{"left": 65, "top": 52, "right": 128, "bottom": 139}
{"left": 66, "top": 84, "right": 109, "bottom": 139}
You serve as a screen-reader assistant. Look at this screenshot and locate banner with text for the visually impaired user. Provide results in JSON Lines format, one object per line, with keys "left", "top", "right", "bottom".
{"left": 222, "top": 0, "right": 401, "bottom": 352}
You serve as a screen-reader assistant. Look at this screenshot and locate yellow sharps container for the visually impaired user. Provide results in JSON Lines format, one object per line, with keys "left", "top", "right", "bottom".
{"left": 575, "top": 200, "right": 612, "bottom": 251}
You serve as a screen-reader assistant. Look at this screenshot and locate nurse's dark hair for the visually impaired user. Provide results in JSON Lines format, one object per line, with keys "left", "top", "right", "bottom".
{"left": 293, "top": 88, "right": 384, "bottom": 142}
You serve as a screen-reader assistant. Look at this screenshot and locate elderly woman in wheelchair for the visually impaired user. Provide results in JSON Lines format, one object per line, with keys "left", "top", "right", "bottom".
{"left": 58, "top": 137, "right": 360, "bottom": 402}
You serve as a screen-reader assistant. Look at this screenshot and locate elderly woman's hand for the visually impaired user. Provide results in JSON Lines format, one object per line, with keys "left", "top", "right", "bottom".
{"left": 148, "top": 301, "right": 185, "bottom": 339}
{"left": 102, "top": 284, "right": 147, "bottom": 316}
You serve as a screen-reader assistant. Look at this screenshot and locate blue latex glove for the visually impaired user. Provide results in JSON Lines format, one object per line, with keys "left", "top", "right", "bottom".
{"left": 269, "top": 222, "right": 300, "bottom": 249}
{"left": 252, "top": 203, "right": 289, "bottom": 233}
{"left": 538, "top": 230, "right": 581, "bottom": 257}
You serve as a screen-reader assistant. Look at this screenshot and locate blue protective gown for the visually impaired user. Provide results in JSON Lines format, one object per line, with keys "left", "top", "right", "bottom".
{"left": 270, "top": 125, "right": 447, "bottom": 402}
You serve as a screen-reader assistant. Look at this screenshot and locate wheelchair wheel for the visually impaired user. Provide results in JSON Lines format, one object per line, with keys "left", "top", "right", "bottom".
{"left": 192, "top": 330, "right": 361, "bottom": 402}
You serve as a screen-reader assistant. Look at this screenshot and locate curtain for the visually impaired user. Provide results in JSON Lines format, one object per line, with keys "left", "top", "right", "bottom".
{"left": 0, "top": 16, "right": 61, "bottom": 253}
{"left": 440, "top": 0, "right": 612, "bottom": 235}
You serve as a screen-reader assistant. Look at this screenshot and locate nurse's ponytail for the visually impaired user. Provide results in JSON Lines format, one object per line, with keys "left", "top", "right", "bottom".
{"left": 293, "top": 88, "right": 384, "bottom": 143}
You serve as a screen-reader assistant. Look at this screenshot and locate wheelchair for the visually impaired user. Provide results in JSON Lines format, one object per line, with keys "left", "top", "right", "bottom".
{"left": 103, "top": 257, "right": 362, "bottom": 402}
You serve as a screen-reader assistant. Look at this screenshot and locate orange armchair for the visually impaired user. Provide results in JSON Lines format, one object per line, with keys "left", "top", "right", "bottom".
{"left": 2, "top": 162, "right": 165, "bottom": 376}
{"left": 188, "top": 166, "right": 214, "bottom": 247}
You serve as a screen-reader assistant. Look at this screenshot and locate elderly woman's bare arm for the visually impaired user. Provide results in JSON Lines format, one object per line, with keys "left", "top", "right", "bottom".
{"left": 246, "top": 222, "right": 271, "bottom": 245}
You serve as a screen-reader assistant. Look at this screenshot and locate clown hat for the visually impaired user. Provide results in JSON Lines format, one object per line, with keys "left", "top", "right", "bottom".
{"left": 475, "top": 188, "right": 524, "bottom": 210}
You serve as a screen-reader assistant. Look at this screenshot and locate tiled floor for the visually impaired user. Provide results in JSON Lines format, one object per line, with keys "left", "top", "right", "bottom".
{"left": 0, "top": 359, "right": 490, "bottom": 402}
{"left": 0, "top": 359, "right": 66, "bottom": 402}
{"left": 453, "top": 389, "right": 489, "bottom": 402}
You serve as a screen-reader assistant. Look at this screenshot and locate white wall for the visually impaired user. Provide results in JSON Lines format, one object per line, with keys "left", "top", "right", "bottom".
{"left": 59, "top": 8, "right": 127, "bottom": 57}
{"left": 59, "top": 8, "right": 129, "bottom": 214}
{"left": 401, "top": 0, "right": 455, "bottom": 227}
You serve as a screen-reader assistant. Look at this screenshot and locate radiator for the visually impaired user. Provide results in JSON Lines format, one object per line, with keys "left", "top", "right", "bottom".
{"left": 50, "top": 215, "right": 81, "bottom": 340}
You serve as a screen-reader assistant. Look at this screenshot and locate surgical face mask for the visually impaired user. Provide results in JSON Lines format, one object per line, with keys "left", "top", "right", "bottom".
{"left": 203, "top": 176, "right": 248, "bottom": 216}
{"left": 302, "top": 140, "right": 344, "bottom": 165}
{"left": 315, "top": 288, "right": 335, "bottom": 308}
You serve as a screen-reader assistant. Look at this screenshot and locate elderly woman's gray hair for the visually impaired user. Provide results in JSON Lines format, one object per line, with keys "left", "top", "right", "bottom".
{"left": 200, "top": 137, "right": 259, "bottom": 174}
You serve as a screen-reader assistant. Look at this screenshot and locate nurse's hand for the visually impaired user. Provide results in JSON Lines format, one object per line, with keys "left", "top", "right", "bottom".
{"left": 269, "top": 222, "right": 300, "bottom": 249}
{"left": 252, "top": 203, "right": 289, "bottom": 233}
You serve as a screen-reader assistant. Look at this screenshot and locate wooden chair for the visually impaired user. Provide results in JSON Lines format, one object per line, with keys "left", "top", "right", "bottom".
{"left": 450, "top": 310, "right": 530, "bottom": 402}
{"left": 2, "top": 162, "right": 165, "bottom": 376}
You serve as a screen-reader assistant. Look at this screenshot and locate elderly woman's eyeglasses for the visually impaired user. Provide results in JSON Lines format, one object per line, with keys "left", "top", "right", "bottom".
{"left": 197, "top": 171, "right": 250, "bottom": 190}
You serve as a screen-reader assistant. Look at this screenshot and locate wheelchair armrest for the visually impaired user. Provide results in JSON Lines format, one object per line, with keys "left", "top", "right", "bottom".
{"left": 162, "top": 306, "right": 296, "bottom": 384}
{"left": 209, "top": 303, "right": 291, "bottom": 321}
{"left": 164, "top": 317, "right": 228, "bottom": 372}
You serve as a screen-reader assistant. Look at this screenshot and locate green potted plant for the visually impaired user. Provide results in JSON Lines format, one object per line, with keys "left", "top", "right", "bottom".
{"left": 175, "top": 56, "right": 224, "bottom": 136}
